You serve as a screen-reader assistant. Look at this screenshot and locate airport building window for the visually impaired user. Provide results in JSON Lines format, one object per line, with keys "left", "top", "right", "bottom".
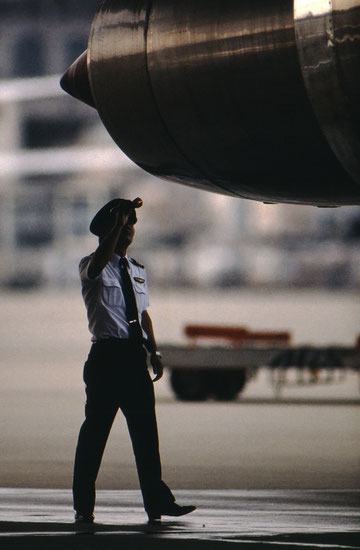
{"left": 23, "top": 0, "right": 43, "bottom": 16}
{"left": 15, "top": 191, "right": 54, "bottom": 248}
{"left": 70, "top": 196, "right": 89, "bottom": 236}
{"left": 22, "top": 116, "right": 83, "bottom": 149}
{"left": 0, "top": 0, "right": 46, "bottom": 17}
{"left": 14, "top": 35, "right": 45, "bottom": 77}
{"left": 64, "top": 35, "right": 89, "bottom": 68}
{"left": 0, "top": 1, "right": 25, "bottom": 16}
{"left": 58, "top": 1, "right": 99, "bottom": 17}
{"left": 0, "top": 0, "right": 99, "bottom": 18}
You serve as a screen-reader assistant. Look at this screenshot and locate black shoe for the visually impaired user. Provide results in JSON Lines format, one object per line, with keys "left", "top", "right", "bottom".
{"left": 147, "top": 503, "right": 196, "bottom": 523}
{"left": 75, "top": 512, "right": 95, "bottom": 524}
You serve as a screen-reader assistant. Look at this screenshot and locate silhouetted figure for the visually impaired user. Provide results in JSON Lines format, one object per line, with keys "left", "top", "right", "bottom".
{"left": 73, "top": 198, "right": 196, "bottom": 524}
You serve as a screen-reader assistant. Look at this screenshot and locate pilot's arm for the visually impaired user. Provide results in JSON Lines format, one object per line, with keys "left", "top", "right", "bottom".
{"left": 142, "top": 309, "right": 164, "bottom": 382}
{"left": 87, "top": 201, "right": 133, "bottom": 280}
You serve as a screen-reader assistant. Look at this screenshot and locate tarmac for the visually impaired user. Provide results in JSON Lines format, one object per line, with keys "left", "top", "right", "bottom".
{"left": 1, "top": 290, "right": 359, "bottom": 548}
{"left": 0, "top": 488, "right": 359, "bottom": 549}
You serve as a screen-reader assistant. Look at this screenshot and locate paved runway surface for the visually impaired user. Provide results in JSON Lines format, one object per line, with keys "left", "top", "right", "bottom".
{"left": 0, "top": 488, "right": 359, "bottom": 549}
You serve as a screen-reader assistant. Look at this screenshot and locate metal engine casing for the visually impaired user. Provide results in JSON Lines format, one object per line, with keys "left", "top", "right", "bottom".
{"left": 85, "top": 0, "right": 360, "bottom": 205}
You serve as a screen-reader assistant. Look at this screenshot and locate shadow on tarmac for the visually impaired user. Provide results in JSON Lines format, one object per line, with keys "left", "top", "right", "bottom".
{"left": 0, "top": 521, "right": 359, "bottom": 550}
{"left": 157, "top": 396, "right": 360, "bottom": 406}
{"left": 234, "top": 398, "right": 360, "bottom": 406}
{"left": 1, "top": 489, "right": 359, "bottom": 549}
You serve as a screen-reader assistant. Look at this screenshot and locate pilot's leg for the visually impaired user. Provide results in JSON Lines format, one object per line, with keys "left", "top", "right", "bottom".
{"left": 73, "top": 385, "right": 118, "bottom": 517}
{"left": 121, "top": 368, "right": 175, "bottom": 516}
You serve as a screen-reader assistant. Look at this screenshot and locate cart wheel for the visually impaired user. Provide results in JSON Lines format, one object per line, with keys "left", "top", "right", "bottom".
{"left": 209, "top": 369, "right": 247, "bottom": 401}
{"left": 170, "top": 369, "right": 209, "bottom": 401}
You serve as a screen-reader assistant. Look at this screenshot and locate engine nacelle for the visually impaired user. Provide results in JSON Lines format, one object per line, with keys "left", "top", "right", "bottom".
{"left": 61, "top": 0, "right": 360, "bottom": 206}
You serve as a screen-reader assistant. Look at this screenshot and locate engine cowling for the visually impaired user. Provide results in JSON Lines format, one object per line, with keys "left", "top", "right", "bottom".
{"left": 61, "top": 0, "right": 360, "bottom": 206}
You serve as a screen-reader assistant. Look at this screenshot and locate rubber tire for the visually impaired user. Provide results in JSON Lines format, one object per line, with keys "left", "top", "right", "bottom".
{"left": 209, "top": 369, "right": 247, "bottom": 401}
{"left": 170, "top": 369, "right": 209, "bottom": 401}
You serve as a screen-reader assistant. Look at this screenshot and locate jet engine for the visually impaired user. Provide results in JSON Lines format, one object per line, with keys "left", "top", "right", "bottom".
{"left": 61, "top": 0, "right": 360, "bottom": 206}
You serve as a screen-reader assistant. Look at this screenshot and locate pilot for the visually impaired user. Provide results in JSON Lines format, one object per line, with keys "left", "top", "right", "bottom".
{"left": 73, "top": 197, "right": 196, "bottom": 524}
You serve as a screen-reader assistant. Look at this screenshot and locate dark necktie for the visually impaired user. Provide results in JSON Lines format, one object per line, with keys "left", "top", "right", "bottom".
{"left": 119, "top": 257, "right": 143, "bottom": 342}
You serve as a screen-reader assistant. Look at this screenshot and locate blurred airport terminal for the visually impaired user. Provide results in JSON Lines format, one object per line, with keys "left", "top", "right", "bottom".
{"left": 0, "top": 0, "right": 360, "bottom": 291}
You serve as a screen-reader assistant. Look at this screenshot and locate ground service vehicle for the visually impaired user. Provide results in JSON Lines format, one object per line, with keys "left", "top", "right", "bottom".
{"left": 161, "top": 325, "right": 360, "bottom": 400}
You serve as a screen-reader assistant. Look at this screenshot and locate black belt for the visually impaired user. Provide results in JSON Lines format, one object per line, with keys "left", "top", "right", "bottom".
{"left": 94, "top": 338, "right": 145, "bottom": 345}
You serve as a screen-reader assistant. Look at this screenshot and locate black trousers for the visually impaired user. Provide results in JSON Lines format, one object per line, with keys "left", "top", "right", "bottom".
{"left": 72, "top": 339, "right": 175, "bottom": 516}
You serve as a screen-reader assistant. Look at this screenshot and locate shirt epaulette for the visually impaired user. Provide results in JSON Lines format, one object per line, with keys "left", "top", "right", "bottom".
{"left": 130, "top": 258, "right": 145, "bottom": 269}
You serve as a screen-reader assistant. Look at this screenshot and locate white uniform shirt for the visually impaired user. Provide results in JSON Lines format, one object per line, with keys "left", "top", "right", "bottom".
{"left": 79, "top": 253, "right": 149, "bottom": 342}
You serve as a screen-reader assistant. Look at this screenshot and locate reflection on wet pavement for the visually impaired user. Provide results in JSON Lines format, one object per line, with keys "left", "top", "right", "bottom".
{"left": 0, "top": 489, "right": 358, "bottom": 548}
